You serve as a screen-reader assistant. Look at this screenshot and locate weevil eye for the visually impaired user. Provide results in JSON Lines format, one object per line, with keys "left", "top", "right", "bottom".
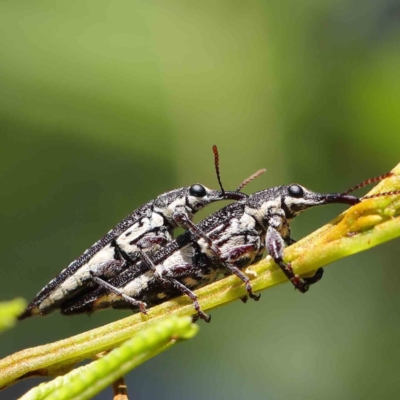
{"left": 189, "top": 184, "right": 207, "bottom": 197}
{"left": 288, "top": 184, "right": 304, "bottom": 198}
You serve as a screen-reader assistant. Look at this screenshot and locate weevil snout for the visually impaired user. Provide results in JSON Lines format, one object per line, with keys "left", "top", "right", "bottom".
{"left": 197, "top": 188, "right": 247, "bottom": 203}
{"left": 317, "top": 193, "right": 360, "bottom": 206}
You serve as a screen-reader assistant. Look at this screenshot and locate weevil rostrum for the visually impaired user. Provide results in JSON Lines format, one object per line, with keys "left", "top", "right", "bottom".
{"left": 59, "top": 173, "right": 399, "bottom": 322}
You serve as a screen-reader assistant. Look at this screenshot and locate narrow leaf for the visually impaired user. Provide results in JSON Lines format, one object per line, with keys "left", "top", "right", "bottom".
{"left": 19, "top": 316, "right": 198, "bottom": 400}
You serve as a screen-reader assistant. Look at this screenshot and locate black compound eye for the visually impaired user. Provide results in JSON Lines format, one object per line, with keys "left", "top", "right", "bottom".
{"left": 288, "top": 184, "right": 304, "bottom": 198}
{"left": 189, "top": 184, "right": 207, "bottom": 197}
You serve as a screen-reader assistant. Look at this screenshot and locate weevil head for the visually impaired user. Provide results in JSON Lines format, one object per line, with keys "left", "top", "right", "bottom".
{"left": 185, "top": 184, "right": 247, "bottom": 213}
{"left": 246, "top": 184, "right": 360, "bottom": 229}
{"left": 280, "top": 184, "right": 360, "bottom": 218}
{"left": 154, "top": 184, "right": 246, "bottom": 225}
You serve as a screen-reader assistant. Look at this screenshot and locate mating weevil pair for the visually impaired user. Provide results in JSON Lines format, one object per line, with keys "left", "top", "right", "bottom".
{"left": 59, "top": 172, "right": 398, "bottom": 322}
{"left": 19, "top": 146, "right": 264, "bottom": 319}
{"left": 19, "top": 150, "right": 400, "bottom": 322}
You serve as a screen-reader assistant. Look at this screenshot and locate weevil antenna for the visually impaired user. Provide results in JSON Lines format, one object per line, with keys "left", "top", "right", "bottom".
{"left": 236, "top": 169, "right": 267, "bottom": 192}
{"left": 362, "top": 190, "right": 400, "bottom": 200}
{"left": 213, "top": 145, "right": 225, "bottom": 194}
{"left": 341, "top": 172, "right": 394, "bottom": 195}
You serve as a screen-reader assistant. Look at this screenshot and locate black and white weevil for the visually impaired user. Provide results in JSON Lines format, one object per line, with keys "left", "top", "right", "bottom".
{"left": 61, "top": 173, "right": 400, "bottom": 322}
{"left": 19, "top": 146, "right": 265, "bottom": 319}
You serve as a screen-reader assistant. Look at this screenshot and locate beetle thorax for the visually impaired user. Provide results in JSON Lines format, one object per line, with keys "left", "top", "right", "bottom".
{"left": 154, "top": 196, "right": 191, "bottom": 226}
{"left": 245, "top": 197, "right": 288, "bottom": 231}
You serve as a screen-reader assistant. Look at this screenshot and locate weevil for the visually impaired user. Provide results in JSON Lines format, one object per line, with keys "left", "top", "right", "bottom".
{"left": 61, "top": 173, "right": 399, "bottom": 321}
{"left": 19, "top": 146, "right": 265, "bottom": 319}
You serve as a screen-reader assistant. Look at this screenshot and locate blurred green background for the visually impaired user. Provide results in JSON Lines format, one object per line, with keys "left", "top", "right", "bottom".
{"left": 1, "top": 1, "right": 400, "bottom": 399}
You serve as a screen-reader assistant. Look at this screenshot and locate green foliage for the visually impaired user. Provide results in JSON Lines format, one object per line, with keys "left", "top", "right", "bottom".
{"left": 19, "top": 317, "right": 198, "bottom": 400}
{"left": 0, "top": 299, "right": 26, "bottom": 333}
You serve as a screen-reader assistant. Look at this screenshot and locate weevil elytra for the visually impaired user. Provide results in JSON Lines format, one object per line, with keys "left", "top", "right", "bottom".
{"left": 61, "top": 173, "right": 400, "bottom": 322}
{"left": 19, "top": 146, "right": 265, "bottom": 319}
